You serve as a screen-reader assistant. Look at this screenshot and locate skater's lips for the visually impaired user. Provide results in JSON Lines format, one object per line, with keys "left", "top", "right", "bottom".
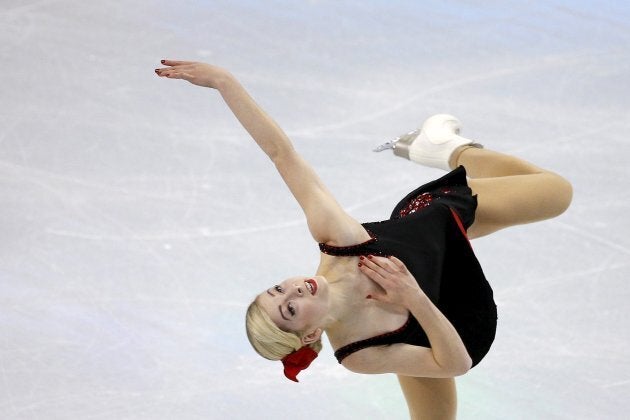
{"left": 305, "top": 278, "right": 317, "bottom": 295}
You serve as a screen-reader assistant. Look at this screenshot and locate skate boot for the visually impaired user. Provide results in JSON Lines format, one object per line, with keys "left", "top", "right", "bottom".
{"left": 374, "top": 114, "right": 482, "bottom": 171}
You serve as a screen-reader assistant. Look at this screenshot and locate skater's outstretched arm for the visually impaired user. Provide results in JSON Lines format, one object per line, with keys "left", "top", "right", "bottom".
{"left": 156, "top": 60, "right": 369, "bottom": 245}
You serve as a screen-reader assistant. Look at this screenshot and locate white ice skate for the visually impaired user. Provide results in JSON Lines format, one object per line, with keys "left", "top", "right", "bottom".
{"left": 374, "top": 114, "right": 482, "bottom": 171}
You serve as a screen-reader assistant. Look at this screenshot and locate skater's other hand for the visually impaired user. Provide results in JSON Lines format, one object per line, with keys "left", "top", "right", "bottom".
{"left": 358, "top": 255, "right": 424, "bottom": 308}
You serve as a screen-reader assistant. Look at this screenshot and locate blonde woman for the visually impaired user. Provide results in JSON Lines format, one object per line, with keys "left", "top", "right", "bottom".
{"left": 155, "top": 60, "right": 572, "bottom": 419}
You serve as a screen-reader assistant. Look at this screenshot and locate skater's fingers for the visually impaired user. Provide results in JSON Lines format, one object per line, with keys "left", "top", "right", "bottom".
{"left": 387, "top": 256, "right": 407, "bottom": 272}
{"left": 160, "top": 59, "right": 196, "bottom": 67}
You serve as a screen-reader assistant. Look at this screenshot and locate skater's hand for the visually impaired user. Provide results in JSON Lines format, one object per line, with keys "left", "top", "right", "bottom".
{"left": 155, "top": 60, "right": 232, "bottom": 89}
{"left": 359, "top": 256, "right": 424, "bottom": 308}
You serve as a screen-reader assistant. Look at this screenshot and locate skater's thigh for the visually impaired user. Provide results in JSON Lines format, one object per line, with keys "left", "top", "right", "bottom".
{"left": 467, "top": 173, "right": 572, "bottom": 238}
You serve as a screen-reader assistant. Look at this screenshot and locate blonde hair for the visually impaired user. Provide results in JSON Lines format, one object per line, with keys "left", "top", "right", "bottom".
{"left": 245, "top": 297, "right": 322, "bottom": 360}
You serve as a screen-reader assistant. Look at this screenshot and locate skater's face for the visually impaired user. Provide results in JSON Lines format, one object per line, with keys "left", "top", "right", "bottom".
{"left": 257, "top": 276, "right": 329, "bottom": 336}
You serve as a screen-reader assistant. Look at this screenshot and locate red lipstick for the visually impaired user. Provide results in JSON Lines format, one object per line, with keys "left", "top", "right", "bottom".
{"left": 305, "top": 278, "right": 318, "bottom": 295}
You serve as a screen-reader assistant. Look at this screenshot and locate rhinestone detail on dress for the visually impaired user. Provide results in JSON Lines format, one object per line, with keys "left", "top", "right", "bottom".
{"left": 398, "top": 192, "right": 434, "bottom": 217}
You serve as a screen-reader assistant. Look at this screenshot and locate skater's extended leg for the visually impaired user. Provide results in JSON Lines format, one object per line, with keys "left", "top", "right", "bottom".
{"left": 452, "top": 146, "right": 573, "bottom": 239}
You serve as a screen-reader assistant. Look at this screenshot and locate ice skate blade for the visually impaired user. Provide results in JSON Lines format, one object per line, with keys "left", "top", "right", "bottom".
{"left": 372, "top": 129, "right": 420, "bottom": 156}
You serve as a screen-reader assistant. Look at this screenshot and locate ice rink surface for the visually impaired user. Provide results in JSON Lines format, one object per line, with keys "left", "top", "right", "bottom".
{"left": 2, "top": 0, "right": 629, "bottom": 418}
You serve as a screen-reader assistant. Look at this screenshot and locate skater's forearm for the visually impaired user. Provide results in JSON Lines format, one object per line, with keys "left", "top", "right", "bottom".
{"left": 406, "top": 293, "right": 472, "bottom": 375}
{"left": 217, "top": 74, "right": 295, "bottom": 162}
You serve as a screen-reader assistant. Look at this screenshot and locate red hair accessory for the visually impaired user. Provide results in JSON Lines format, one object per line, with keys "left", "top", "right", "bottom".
{"left": 281, "top": 346, "right": 318, "bottom": 382}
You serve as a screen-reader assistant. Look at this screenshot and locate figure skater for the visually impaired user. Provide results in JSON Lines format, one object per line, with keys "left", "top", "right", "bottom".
{"left": 155, "top": 60, "right": 572, "bottom": 419}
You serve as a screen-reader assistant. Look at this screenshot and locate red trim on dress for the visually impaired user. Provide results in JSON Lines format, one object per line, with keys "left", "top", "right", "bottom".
{"left": 449, "top": 207, "right": 472, "bottom": 248}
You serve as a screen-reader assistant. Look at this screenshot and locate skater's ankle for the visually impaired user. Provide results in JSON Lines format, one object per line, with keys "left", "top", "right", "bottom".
{"left": 449, "top": 146, "right": 469, "bottom": 169}
{"left": 449, "top": 144, "right": 483, "bottom": 169}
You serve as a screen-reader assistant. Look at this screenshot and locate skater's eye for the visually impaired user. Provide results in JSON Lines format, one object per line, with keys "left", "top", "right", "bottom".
{"left": 274, "top": 285, "right": 284, "bottom": 293}
{"left": 287, "top": 302, "right": 296, "bottom": 316}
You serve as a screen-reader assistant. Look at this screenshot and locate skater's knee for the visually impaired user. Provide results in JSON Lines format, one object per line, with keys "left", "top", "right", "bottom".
{"left": 541, "top": 172, "right": 573, "bottom": 218}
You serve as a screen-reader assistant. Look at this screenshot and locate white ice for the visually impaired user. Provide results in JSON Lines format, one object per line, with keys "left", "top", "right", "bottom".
{"left": 1, "top": 0, "right": 629, "bottom": 419}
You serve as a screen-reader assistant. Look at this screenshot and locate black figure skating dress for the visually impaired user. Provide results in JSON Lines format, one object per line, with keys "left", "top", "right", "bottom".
{"left": 319, "top": 166, "right": 497, "bottom": 367}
